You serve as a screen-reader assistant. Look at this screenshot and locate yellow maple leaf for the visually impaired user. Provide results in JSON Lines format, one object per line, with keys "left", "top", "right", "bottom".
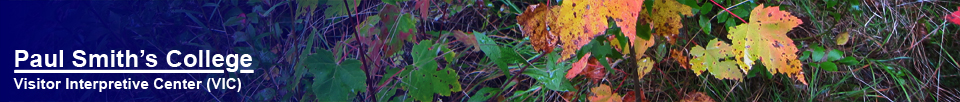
{"left": 728, "top": 4, "right": 806, "bottom": 84}
{"left": 589, "top": 84, "right": 623, "bottom": 102}
{"left": 689, "top": 39, "right": 742, "bottom": 80}
{"left": 646, "top": 0, "right": 693, "bottom": 44}
{"left": 517, "top": 0, "right": 647, "bottom": 60}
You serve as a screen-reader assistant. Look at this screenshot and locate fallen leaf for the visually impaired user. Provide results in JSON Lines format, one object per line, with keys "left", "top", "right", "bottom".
{"left": 452, "top": 30, "right": 480, "bottom": 51}
{"left": 566, "top": 53, "right": 592, "bottom": 79}
{"left": 679, "top": 92, "right": 715, "bottom": 102}
{"left": 946, "top": 7, "right": 960, "bottom": 25}
{"left": 637, "top": 57, "right": 655, "bottom": 80}
{"left": 670, "top": 49, "right": 689, "bottom": 69}
{"left": 416, "top": 0, "right": 431, "bottom": 19}
{"left": 589, "top": 84, "right": 623, "bottom": 102}
{"left": 622, "top": 91, "right": 636, "bottom": 102}
{"left": 837, "top": 32, "right": 850, "bottom": 45}
{"left": 517, "top": 4, "right": 557, "bottom": 53}
{"left": 583, "top": 58, "right": 607, "bottom": 81}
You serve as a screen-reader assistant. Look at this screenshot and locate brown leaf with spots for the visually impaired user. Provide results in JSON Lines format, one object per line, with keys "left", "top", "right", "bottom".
{"left": 517, "top": 4, "right": 557, "bottom": 54}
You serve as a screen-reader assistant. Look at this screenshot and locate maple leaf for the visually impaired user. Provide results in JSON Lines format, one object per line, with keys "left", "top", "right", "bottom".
{"left": 603, "top": 0, "right": 646, "bottom": 44}
{"left": 589, "top": 84, "right": 623, "bottom": 102}
{"left": 552, "top": 0, "right": 612, "bottom": 60}
{"left": 689, "top": 39, "right": 742, "bottom": 80}
{"left": 946, "top": 7, "right": 960, "bottom": 25}
{"left": 728, "top": 4, "right": 806, "bottom": 84}
{"left": 679, "top": 92, "right": 715, "bottom": 102}
{"left": 323, "top": 0, "right": 359, "bottom": 18}
{"left": 404, "top": 40, "right": 463, "bottom": 101}
{"left": 645, "top": 0, "right": 693, "bottom": 44}
{"left": 517, "top": 0, "right": 647, "bottom": 60}
{"left": 670, "top": 49, "right": 689, "bottom": 69}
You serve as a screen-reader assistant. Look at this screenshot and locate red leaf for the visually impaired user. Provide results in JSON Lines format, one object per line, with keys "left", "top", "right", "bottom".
{"left": 946, "top": 7, "right": 960, "bottom": 25}
{"left": 416, "top": 0, "right": 431, "bottom": 19}
{"left": 566, "top": 53, "right": 591, "bottom": 79}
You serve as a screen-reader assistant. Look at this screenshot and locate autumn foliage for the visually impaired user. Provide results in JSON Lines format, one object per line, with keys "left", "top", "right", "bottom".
{"left": 517, "top": 0, "right": 646, "bottom": 61}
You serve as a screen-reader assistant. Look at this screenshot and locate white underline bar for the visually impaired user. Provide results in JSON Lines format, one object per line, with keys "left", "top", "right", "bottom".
{"left": 13, "top": 69, "right": 231, "bottom": 73}
{"left": 239, "top": 70, "right": 254, "bottom": 73}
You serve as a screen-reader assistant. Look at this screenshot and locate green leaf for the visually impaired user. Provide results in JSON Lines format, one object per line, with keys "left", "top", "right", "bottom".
{"left": 377, "top": 86, "right": 398, "bottom": 102}
{"left": 636, "top": 20, "right": 652, "bottom": 40}
{"left": 323, "top": 0, "right": 359, "bottom": 18}
{"left": 655, "top": 44, "right": 667, "bottom": 61}
{"left": 262, "top": 1, "right": 288, "bottom": 16}
{"left": 441, "top": 44, "right": 457, "bottom": 64}
{"left": 404, "top": 40, "right": 463, "bottom": 101}
{"left": 246, "top": 13, "right": 259, "bottom": 24}
{"left": 475, "top": 32, "right": 510, "bottom": 78}
{"left": 811, "top": 45, "right": 826, "bottom": 62}
{"left": 224, "top": 16, "right": 242, "bottom": 26}
{"left": 746, "top": 64, "right": 774, "bottom": 79}
{"left": 700, "top": 2, "right": 713, "bottom": 15}
{"left": 644, "top": 0, "right": 656, "bottom": 14}
{"left": 613, "top": 27, "right": 630, "bottom": 47}
{"left": 825, "top": 0, "right": 838, "bottom": 7}
{"left": 382, "top": 0, "right": 412, "bottom": 5}
{"left": 820, "top": 61, "right": 838, "bottom": 71}
{"left": 827, "top": 49, "right": 843, "bottom": 61}
{"left": 837, "top": 57, "right": 859, "bottom": 65}
{"left": 305, "top": 50, "right": 367, "bottom": 101}
{"left": 800, "top": 51, "right": 811, "bottom": 61}
{"left": 499, "top": 47, "right": 523, "bottom": 64}
{"left": 522, "top": 53, "right": 574, "bottom": 91}
{"left": 380, "top": 12, "right": 418, "bottom": 39}
{"left": 590, "top": 40, "right": 613, "bottom": 72}
{"left": 699, "top": 15, "right": 711, "bottom": 33}
{"left": 468, "top": 87, "right": 502, "bottom": 102}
